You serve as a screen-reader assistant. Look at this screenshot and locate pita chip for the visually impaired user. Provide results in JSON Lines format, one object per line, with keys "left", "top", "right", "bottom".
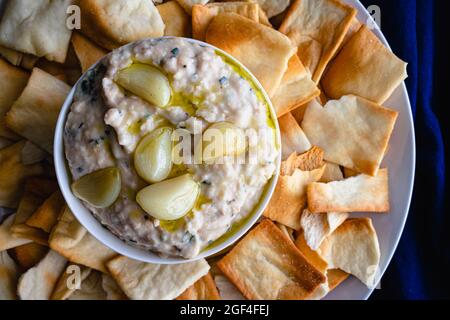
{"left": 7, "top": 242, "right": 49, "bottom": 271}
{"left": 221, "top": 0, "right": 290, "bottom": 18}
{"left": 176, "top": 0, "right": 210, "bottom": 13}
{"left": 322, "top": 25, "right": 408, "bottom": 104}
{"left": 0, "top": 251, "right": 19, "bottom": 300}
{"left": 279, "top": 0, "right": 356, "bottom": 82}
{"left": 101, "top": 273, "right": 128, "bottom": 300}
{"left": 0, "top": 46, "right": 39, "bottom": 70}
{"left": 280, "top": 146, "right": 324, "bottom": 175}
{"left": 307, "top": 169, "right": 390, "bottom": 213}
{"left": 279, "top": 112, "right": 311, "bottom": 160}
{"left": 302, "top": 95, "right": 398, "bottom": 176}
{"left": 71, "top": 33, "right": 108, "bottom": 74}
{"left": 68, "top": 271, "right": 107, "bottom": 300}
{"left": 0, "top": 58, "right": 29, "bottom": 140}
{"left": 51, "top": 264, "right": 92, "bottom": 300}
{"left": 192, "top": 2, "right": 259, "bottom": 40}
{"left": 327, "top": 269, "right": 349, "bottom": 291}
{"left": 320, "top": 162, "right": 344, "bottom": 183}
{"left": 5, "top": 68, "right": 71, "bottom": 153}
{"left": 49, "top": 207, "right": 116, "bottom": 273}
{"left": 271, "top": 55, "right": 320, "bottom": 117}
{"left": 0, "top": 214, "right": 32, "bottom": 251}
{"left": 206, "top": 13, "right": 296, "bottom": 97}
{"left": 217, "top": 219, "right": 326, "bottom": 300}
{"left": 341, "top": 17, "right": 362, "bottom": 48}
{"left": 344, "top": 167, "right": 359, "bottom": 178}
{"left": 26, "top": 191, "right": 65, "bottom": 233}
{"left": 300, "top": 209, "right": 349, "bottom": 250}
{"left": 319, "top": 218, "right": 380, "bottom": 288}
{"left": 214, "top": 274, "right": 245, "bottom": 300}
{"left": 107, "top": 255, "right": 210, "bottom": 300}
{"left": 21, "top": 141, "right": 47, "bottom": 166}
{"left": 157, "top": 1, "right": 192, "bottom": 37}
{"left": 0, "top": 141, "right": 44, "bottom": 208}
{"left": 177, "top": 272, "right": 220, "bottom": 300}
{"left": 17, "top": 249, "right": 67, "bottom": 300}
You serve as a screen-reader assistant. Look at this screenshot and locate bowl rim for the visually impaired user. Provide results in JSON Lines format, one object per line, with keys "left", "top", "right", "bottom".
{"left": 53, "top": 36, "right": 282, "bottom": 264}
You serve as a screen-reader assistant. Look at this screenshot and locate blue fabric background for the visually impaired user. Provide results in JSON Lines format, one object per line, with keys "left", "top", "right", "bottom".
{"left": 358, "top": 0, "right": 448, "bottom": 300}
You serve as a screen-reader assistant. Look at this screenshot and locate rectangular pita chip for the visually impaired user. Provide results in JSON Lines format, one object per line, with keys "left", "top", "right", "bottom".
{"left": 177, "top": 273, "right": 220, "bottom": 300}
{"left": 279, "top": 112, "right": 312, "bottom": 160}
{"left": 5, "top": 68, "right": 71, "bottom": 153}
{"left": 319, "top": 218, "right": 380, "bottom": 288}
{"left": 0, "top": 214, "right": 32, "bottom": 251}
{"left": 51, "top": 264, "right": 92, "bottom": 300}
{"left": 157, "top": 1, "right": 192, "bottom": 37}
{"left": 0, "top": 251, "right": 19, "bottom": 300}
{"left": 0, "top": 58, "right": 29, "bottom": 140}
{"left": 192, "top": 2, "right": 259, "bottom": 41}
{"left": 0, "top": 0, "right": 74, "bottom": 63}
{"left": 17, "top": 249, "right": 67, "bottom": 300}
{"left": 71, "top": 32, "right": 108, "bottom": 74}
{"left": 206, "top": 13, "right": 296, "bottom": 97}
{"left": 217, "top": 219, "right": 326, "bottom": 300}
{"left": 7, "top": 242, "right": 49, "bottom": 271}
{"left": 49, "top": 207, "right": 116, "bottom": 273}
{"left": 302, "top": 95, "right": 398, "bottom": 176}
{"left": 279, "top": 0, "right": 356, "bottom": 82}
{"left": 322, "top": 25, "right": 408, "bottom": 104}
{"left": 307, "top": 169, "right": 390, "bottom": 213}
{"left": 271, "top": 55, "right": 320, "bottom": 117}
{"left": 107, "top": 255, "right": 210, "bottom": 300}
{"left": 0, "top": 141, "right": 44, "bottom": 208}
{"left": 26, "top": 191, "right": 65, "bottom": 233}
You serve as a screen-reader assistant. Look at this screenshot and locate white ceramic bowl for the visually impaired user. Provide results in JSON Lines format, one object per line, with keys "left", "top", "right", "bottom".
{"left": 54, "top": 37, "right": 281, "bottom": 265}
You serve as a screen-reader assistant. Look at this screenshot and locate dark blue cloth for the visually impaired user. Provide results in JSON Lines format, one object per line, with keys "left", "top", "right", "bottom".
{"left": 358, "top": 0, "right": 448, "bottom": 300}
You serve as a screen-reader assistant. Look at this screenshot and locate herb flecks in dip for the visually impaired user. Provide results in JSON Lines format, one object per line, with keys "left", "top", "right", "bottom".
{"left": 65, "top": 38, "right": 278, "bottom": 258}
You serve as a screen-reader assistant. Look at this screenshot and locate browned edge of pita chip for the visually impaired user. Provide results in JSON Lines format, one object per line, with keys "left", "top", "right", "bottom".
{"left": 7, "top": 242, "right": 49, "bottom": 271}
{"left": 281, "top": 146, "right": 324, "bottom": 175}
{"left": 176, "top": 272, "right": 220, "bottom": 300}
{"left": 327, "top": 269, "right": 349, "bottom": 291}
{"left": 26, "top": 191, "right": 65, "bottom": 233}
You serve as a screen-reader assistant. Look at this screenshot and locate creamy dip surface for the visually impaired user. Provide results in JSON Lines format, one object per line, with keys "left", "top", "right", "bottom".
{"left": 64, "top": 38, "right": 278, "bottom": 258}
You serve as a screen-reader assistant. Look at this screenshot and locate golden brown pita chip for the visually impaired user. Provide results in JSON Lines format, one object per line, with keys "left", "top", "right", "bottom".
{"left": 51, "top": 264, "right": 92, "bottom": 300}
{"left": 206, "top": 13, "right": 296, "bottom": 97}
{"left": 320, "top": 162, "right": 344, "bottom": 183}
{"left": 279, "top": 112, "right": 311, "bottom": 160}
{"left": 322, "top": 25, "right": 408, "bottom": 104}
{"left": 279, "top": 0, "right": 356, "bottom": 82}
{"left": 221, "top": 0, "right": 290, "bottom": 18}
{"left": 17, "top": 249, "right": 67, "bottom": 300}
{"left": 343, "top": 167, "right": 359, "bottom": 178}
{"left": 5, "top": 68, "right": 71, "bottom": 153}
{"left": 49, "top": 206, "right": 117, "bottom": 273}
{"left": 294, "top": 231, "right": 328, "bottom": 274}
{"left": 79, "top": 0, "right": 164, "bottom": 50}
{"left": 0, "top": 0, "right": 74, "bottom": 63}
{"left": 319, "top": 218, "right": 380, "bottom": 288}
{"left": 107, "top": 255, "right": 210, "bottom": 300}
{"left": 302, "top": 95, "right": 398, "bottom": 176}
{"left": 0, "top": 58, "right": 29, "bottom": 140}
{"left": 327, "top": 269, "right": 349, "bottom": 291}
{"left": 217, "top": 219, "right": 326, "bottom": 300}
{"left": 177, "top": 273, "right": 220, "bottom": 300}
{"left": 192, "top": 2, "right": 259, "bottom": 41}
{"left": 307, "top": 169, "right": 389, "bottom": 213}
{"left": 26, "top": 191, "right": 65, "bottom": 233}
{"left": 157, "top": 1, "right": 192, "bottom": 37}
{"left": 7, "top": 242, "right": 49, "bottom": 271}
{"left": 281, "top": 146, "right": 324, "bottom": 175}
{"left": 0, "top": 251, "right": 19, "bottom": 300}
{"left": 0, "top": 214, "right": 32, "bottom": 251}
{"left": 341, "top": 17, "right": 362, "bottom": 48}
{"left": 0, "top": 141, "right": 44, "bottom": 208}
{"left": 176, "top": 0, "right": 210, "bottom": 13}
{"left": 271, "top": 55, "right": 320, "bottom": 117}
{"left": 257, "top": 6, "right": 272, "bottom": 26}
{"left": 71, "top": 32, "right": 108, "bottom": 74}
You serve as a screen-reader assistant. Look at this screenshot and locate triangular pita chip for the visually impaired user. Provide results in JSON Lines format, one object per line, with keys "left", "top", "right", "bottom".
{"left": 221, "top": 0, "right": 290, "bottom": 18}
{"left": 157, "top": 1, "right": 192, "bottom": 37}
{"left": 319, "top": 162, "right": 344, "bottom": 183}
{"left": 279, "top": 112, "right": 311, "bottom": 160}
{"left": 26, "top": 191, "right": 65, "bottom": 233}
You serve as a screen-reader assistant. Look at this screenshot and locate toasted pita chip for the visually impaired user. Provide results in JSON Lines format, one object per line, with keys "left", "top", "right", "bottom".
{"left": 327, "top": 269, "right": 349, "bottom": 291}
{"left": 79, "top": 0, "right": 164, "bottom": 50}
{"left": 307, "top": 169, "right": 389, "bottom": 213}
{"left": 341, "top": 17, "right": 362, "bottom": 48}
{"left": 49, "top": 207, "right": 116, "bottom": 273}
{"left": 302, "top": 95, "right": 398, "bottom": 176}
{"left": 281, "top": 146, "right": 324, "bottom": 175}
{"left": 272, "top": 55, "right": 320, "bottom": 117}
{"left": 17, "top": 249, "right": 67, "bottom": 300}
{"left": 0, "top": 141, "right": 44, "bottom": 208}
{"left": 322, "top": 25, "right": 408, "bottom": 104}
{"left": 300, "top": 209, "right": 349, "bottom": 250}
{"left": 221, "top": 0, "right": 290, "bottom": 18}
{"left": 7, "top": 242, "right": 49, "bottom": 270}
{"left": 0, "top": 251, "right": 19, "bottom": 300}
{"left": 5, "top": 68, "right": 71, "bottom": 153}
{"left": 51, "top": 264, "right": 92, "bottom": 300}
{"left": 279, "top": 0, "right": 356, "bottom": 82}
{"left": 176, "top": 0, "right": 210, "bottom": 13}
{"left": 319, "top": 162, "right": 344, "bottom": 183}
{"left": 21, "top": 141, "right": 47, "bottom": 166}
{"left": 0, "top": 45, "right": 39, "bottom": 71}
{"left": 276, "top": 223, "right": 296, "bottom": 242}
{"left": 0, "top": 0, "right": 73, "bottom": 63}
{"left": 0, "top": 214, "right": 32, "bottom": 251}
{"left": 26, "top": 191, "right": 65, "bottom": 233}
{"left": 214, "top": 274, "right": 245, "bottom": 300}
{"left": 69, "top": 271, "right": 107, "bottom": 300}
{"left": 71, "top": 33, "right": 108, "bottom": 74}
{"left": 217, "top": 219, "right": 326, "bottom": 299}
{"left": 177, "top": 273, "right": 220, "bottom": 300}
{"left": 192, "top": 2, "right": 259, "bottom": 41}
{"left": 107, "top": 255, "right": 210, "bottom": 300}
{"left": 343, "top": 167, "right": 359, "bottom": 178}
{"left": 157, "top": 1, "right": 191, "bottom": 37}
{"left": 101, "top": 273, "right": 128, "bottom": 300}
{"left": 279, "top": 113, "right": 312, "bottom": 160}
{"left": 257, "top": 6, "right": 271, "bottom": 26}
{"left": 319, "top": 218, "right": 380, "bottom": 288}
{"left": 0, "top": 58, "right": 29, "bottom": 140}
{"left": 206, "top": 13, "right": 296, "bottom": 97}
